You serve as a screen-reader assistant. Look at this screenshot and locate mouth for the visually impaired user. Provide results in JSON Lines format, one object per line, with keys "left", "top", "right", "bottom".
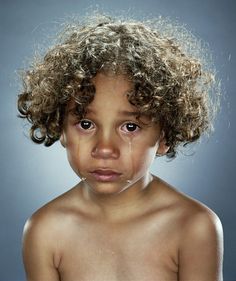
{"left": 89, "top": 169, "right": 122, "bottom": 182}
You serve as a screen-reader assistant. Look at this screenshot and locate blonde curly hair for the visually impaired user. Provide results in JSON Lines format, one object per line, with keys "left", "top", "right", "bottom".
{"left": 17, "top": 13, "right": 220, "bottom": 158}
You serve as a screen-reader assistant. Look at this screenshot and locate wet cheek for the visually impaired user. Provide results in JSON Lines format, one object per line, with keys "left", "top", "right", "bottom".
{"left": 66, "top": 149, "right": 80, "bottom": 175}
{"left": 132, "top": 146, "right": 157, "bottom": 171}
{"left": 65, "top": 138, "right": 89, "bottom": 176}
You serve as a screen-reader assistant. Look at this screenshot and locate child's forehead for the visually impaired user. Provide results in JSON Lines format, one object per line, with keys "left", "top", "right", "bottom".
{"left": 65, "top": 72, "right": 156, "bottom": 124}
{"left": 66, "top": 98, "right": 155, "bottom": 127}
{"left": 68, "top": 73, "right": 134, "bottom": 109}
{"left": 91, "top": 72, "right": 134, "bottom": 92}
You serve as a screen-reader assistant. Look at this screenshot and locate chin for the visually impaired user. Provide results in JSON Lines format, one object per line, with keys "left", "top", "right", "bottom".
{"left": 85, "top": 181, "right": 130, "bottom": 196}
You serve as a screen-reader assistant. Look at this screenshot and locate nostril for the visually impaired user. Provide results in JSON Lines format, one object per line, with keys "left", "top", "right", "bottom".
{"left": 91, "top": 145, "right": 119, "bottom": 159}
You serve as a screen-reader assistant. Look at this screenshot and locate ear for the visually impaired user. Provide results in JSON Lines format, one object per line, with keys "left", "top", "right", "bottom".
{"left": 59, "top": 133, "right": 66, "bottom": 148}
{"left": 157, "top": 131, "right": 170, "bottom": 156}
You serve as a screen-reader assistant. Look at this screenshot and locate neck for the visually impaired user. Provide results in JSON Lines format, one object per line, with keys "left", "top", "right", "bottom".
{"left": 81, "top": 173, "right": 154, "bottom": 222}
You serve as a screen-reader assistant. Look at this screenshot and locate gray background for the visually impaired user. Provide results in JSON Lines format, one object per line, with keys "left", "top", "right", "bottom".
{"left": 0, "top": 0, "right": 235, "bottom": 280}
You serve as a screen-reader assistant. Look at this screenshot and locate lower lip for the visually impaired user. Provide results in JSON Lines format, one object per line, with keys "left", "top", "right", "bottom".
{"left": 90, "top": 172, "right": 121, "bottom": 182}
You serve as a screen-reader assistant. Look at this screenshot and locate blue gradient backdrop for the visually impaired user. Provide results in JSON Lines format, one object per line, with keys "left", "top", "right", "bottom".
{"left": 0, "top": 0, "right": 235, "bottom": 280}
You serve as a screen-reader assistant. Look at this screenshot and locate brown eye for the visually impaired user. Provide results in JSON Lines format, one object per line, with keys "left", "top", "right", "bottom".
{"left": 126, "top": 123, "right": 137, "bottom": 131}
{"left": 78, "top": 120, "right": 94, "bottom": 130}
{"left": 121, "top": 122, "right": 140, "bottom": 133}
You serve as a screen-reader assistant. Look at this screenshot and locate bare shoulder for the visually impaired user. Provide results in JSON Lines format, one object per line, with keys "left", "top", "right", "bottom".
{"left": 153, "top": 176, "right": 224, "bottom": 280}
{"left": 176, "top": 192, "right": 224, "bottom": 255}
{"left": 154, "top": 176, "right": 223, "bottom": 230}
{"left": 23, "top": 184, "right": 82, "bottom": 236}
{"left": 175, "top": 186, "right": 222, "bottom": 239}
{"left": 152, "top": 176, "right": 223, "bottom": 252}
{"left": 22, "top": 185, "right": 85, "bottom": 280}
{"left": 22, "top": 185, "right": 82, "bottom": 268}
{"left": 178, "top": 197, "right": 224, "bottom": 242}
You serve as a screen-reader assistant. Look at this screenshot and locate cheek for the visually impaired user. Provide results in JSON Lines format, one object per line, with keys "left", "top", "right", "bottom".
{"left": 129, "top": 142, "right": 158, "bottom": 173}
{"left": 65, "top": 138, "right": 90, "bottom": 174}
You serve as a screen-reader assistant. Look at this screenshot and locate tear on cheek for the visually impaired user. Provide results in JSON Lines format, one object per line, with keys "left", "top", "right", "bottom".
{"left": 126, "top": 138, "right": 135, "bottom": 183}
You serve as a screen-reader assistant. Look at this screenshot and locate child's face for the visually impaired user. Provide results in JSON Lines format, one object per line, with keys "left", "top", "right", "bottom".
{"left": 61, "top": 73, "right": 168, "bottom": 195}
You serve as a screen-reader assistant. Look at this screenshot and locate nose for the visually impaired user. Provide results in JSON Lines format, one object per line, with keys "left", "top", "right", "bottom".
{"left": 91, "top": 130, "right": 120, "bottom": 160}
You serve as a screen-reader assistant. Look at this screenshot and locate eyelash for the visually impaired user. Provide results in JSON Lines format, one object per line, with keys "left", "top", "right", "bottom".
{"left": 76, "top": 119, "right": 141, "bottom": 134}
{"left": 77, "top": 119, "right": 95, "bottom": 131}
{"left": 121, "top": 122, "right": 140, "bottom": 133}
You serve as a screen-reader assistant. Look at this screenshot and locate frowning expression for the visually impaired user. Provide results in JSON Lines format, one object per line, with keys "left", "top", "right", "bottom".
{"left": 61, "top": 73, "right": 168, "bottom": 195}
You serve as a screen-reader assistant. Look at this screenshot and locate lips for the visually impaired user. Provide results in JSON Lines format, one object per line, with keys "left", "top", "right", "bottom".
{"left": 89, "top": 169, "right": 122, "bottom": 182}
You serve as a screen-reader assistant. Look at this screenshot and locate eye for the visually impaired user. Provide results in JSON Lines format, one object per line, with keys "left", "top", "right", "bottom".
{"left": 77, "top": 119, "right": 95, "bottom": 130}
{"left": 121, "top": 122, "right": 140, "bottom": 133}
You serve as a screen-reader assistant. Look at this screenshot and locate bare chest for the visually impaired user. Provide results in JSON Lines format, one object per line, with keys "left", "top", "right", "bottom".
{"left": 57, "top": 216, "right": 179, "bottom": 281}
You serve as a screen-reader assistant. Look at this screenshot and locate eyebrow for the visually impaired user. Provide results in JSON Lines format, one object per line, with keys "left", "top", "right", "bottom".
{"left": 86, "top": 108, "right": 140, "bottom": 116}
{"left": 118, "top": 110, "right": 141, "bottom": 117}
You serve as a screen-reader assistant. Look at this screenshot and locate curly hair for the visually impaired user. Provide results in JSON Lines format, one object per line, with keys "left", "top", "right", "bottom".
{"left": 17, "top": 13, "right": 220, "bottom": 158}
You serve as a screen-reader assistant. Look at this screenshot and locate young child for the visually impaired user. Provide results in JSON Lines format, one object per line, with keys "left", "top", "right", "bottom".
{"left": 18, "top": 13, "right": 223, "bottom": 281}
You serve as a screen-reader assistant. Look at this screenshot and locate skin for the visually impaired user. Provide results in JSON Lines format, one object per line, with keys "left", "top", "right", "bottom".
{"left": 22, "top": 73, "right": 224, "bottom": 281}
